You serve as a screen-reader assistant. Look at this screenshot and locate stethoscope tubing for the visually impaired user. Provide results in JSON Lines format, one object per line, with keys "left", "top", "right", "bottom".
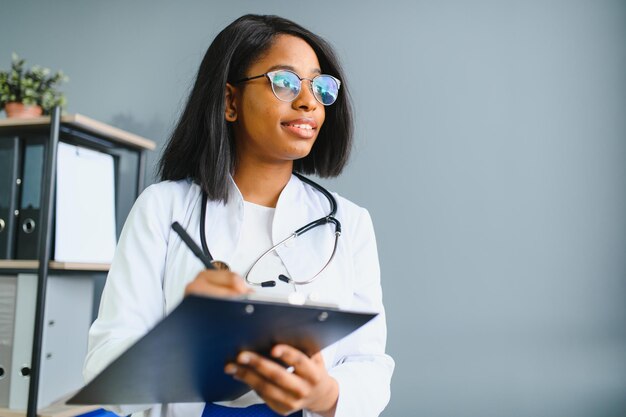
{"left": 198, "top": 173, "right": 341, "bottom": 286}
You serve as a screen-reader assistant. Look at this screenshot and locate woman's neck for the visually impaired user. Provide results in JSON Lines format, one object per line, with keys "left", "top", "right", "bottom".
{"left": 233, "top": 161, "right": 293, "bottom": 208}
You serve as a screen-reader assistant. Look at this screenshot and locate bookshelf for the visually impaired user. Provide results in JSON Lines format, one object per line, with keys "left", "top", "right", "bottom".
{"left": 0, "top": 114, "right": 156, "bottom": 151}
{"left": 0, "top": 109, "right": 155, "bottom": 417}
{"left": 0, "top": 261, "right": 109, "bottom": 272}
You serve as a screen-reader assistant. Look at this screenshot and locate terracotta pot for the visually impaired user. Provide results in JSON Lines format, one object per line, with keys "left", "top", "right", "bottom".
{"left": 4, "top": 102, "right": 43, "bottom": 118}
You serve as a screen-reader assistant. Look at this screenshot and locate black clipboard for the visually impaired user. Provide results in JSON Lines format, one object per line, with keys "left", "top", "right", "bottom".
{"left": 67, "top": 294, "right": 376, "bottom": 405}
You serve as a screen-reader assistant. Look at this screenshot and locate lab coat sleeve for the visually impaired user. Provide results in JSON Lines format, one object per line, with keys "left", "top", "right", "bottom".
{"left": 82, "top": 185, "right": 170, "bottom": 416}
{"left": 306, "top": 208, "right": 395, "bottom": 417}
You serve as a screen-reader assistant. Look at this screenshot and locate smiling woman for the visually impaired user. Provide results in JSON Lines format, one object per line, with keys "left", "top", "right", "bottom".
{"left": 226, "top": 35, "right": 328, "bottom": 188}
{"left": 159, "top": 15, "right": 354, "bottom": 205}
{"left": 83, "top": 14, "right": 394, "bottom": 417}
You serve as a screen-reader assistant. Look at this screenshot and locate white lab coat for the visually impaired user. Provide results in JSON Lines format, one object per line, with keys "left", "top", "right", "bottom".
{"left": 83, "top": 174, "right": 394, "bottom": 417}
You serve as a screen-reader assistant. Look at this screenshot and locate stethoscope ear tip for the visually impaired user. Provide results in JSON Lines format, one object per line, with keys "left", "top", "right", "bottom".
{"left": 261, "top": 281, "right": 276, "bottom": 288}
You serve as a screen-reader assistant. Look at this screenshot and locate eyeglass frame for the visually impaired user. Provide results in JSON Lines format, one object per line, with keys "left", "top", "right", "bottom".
{"left": 234, "top": 69, "right": 342, "bottom": 106}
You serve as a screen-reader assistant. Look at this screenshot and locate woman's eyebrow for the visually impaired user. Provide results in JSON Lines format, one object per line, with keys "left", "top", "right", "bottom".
{"left": 265, "top": 64, "right": 322, "bottom": 75}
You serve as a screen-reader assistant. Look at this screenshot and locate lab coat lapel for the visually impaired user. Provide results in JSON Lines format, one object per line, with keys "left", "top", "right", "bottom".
{"left": 202, "top": 174, "right": 335, "bottom": 279}
{"left": 272, "top": 175, "right": 335, "bottom": 282}
{"left": 201, "top": 176, "right": 244, "bottom": 266}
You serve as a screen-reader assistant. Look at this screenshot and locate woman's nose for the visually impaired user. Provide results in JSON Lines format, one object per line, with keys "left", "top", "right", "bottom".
{"left": 292, "top": 79, "right": 318, "bottom": 111}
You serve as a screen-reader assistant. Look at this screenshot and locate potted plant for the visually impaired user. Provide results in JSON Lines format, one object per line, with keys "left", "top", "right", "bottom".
{"left": 0, "top": 53, "right": 69, "bottom": 118}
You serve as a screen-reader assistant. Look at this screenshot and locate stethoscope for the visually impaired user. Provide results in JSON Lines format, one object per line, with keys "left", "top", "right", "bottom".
{"left": 199, "top": 172, "right": 341, "bottom": 288}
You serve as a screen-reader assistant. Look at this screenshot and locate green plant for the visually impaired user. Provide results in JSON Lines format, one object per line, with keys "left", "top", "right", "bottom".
{"left": 0, "top": 53, "right": 69, "bottom": 114}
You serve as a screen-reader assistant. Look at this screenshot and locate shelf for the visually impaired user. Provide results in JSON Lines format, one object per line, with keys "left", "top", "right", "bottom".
{"left": 0, "top": 108, "right": 148, "bottom": 417}
{"left": 0, "top": 114, "right": 156, "bottom": 151}
{"left": 0, "top": 404, "right": 98, "bottom": 417}
{"left": 0, "top": 260, "right": 110, "bottom": 272}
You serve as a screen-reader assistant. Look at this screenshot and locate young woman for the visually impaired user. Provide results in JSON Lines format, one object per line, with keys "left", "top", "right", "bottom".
{"left": 84, "top": 14, "right": 394, "bottom": 417}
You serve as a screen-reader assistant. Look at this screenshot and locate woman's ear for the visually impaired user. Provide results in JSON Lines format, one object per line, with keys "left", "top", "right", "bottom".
{"left": 225, "top": 83, "right": 238, "bottom": 122}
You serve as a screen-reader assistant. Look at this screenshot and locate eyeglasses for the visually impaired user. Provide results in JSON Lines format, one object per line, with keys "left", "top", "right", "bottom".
{"left": 235, "top": 69, "right": 341, "bottom": 106}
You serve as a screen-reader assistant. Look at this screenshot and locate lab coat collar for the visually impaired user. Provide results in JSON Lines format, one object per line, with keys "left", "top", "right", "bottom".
{"left": 227, "top": 173, "right": 310, "bottom": 246}
{"left": 200, "top": 175, "right": 243, "bottom": 265}
{"left": 204, "top": 173, "right": 312, "bottom": 268}
{"left": 272, "top": 175, "right": 336, "bottom": 283}
{"left": 202, "top": 173, "right": 334, "bottom": 281}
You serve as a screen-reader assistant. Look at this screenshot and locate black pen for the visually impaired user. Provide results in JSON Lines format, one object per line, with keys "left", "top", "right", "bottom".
{"left": 171, "top": 222, "right": 216, "bottom": 270}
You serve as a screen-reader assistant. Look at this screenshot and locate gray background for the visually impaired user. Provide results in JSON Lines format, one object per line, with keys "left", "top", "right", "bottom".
{"left": 3, "top": 1, "right": 626, "bottom": 416}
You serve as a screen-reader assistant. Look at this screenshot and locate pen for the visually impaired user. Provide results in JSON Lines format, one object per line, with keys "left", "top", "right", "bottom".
{"left": 171, "top": 222, "right": 216, "bottom": 270}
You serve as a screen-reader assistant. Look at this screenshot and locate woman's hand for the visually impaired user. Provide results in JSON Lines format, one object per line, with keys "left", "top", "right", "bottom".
{"left": 184, "top": 270, "right": 251, "bottom": 297}
{"left": 225, "top": 344, "right": 339, "bottom": 417}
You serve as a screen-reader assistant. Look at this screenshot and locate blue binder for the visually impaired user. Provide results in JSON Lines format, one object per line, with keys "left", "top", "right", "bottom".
{"left": 67, "top": 295, "right": 376, "bottom": 405}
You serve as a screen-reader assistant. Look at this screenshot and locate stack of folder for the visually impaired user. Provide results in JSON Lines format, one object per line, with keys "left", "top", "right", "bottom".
{"left": 0, "top": 137, "right": 117, "bottom": 263}
{"left": 0, "top": 132, "right": 117, "bottom": 413}
{"left": 0, "top": 136, "right": 45, "bottom": 260}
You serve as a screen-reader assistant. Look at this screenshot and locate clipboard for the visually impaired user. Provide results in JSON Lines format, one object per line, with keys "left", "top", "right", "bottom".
{"left": 67, "top": 294, "right": 377, "bottom": 405}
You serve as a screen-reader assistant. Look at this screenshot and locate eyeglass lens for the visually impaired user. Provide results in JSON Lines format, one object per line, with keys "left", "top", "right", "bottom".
{"left": 269, "top": 71, "right": 339, "bottom": 106}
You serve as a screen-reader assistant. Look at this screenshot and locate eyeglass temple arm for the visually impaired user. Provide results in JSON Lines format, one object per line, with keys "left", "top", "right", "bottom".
{"left": 233, "top": 74, "right": 267, "bottom": 84}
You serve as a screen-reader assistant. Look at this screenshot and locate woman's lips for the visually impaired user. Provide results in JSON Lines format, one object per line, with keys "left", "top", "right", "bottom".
{"left": 281, "top": 118, "right": 317, "bottom": 139}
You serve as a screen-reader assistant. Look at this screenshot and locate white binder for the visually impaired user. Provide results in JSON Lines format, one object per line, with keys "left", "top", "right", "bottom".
{"left": 0, "top": 274, "right": 93, "bottom": 410}
{"left": 0, "top": 276, "right": 18, "bottom": 406}
{"left": 55, "top": 142, "right": 117, "bottom": 263}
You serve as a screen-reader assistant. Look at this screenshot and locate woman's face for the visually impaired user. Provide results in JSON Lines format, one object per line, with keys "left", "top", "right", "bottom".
{"left": 227, "top": 34, "right": 325, "bottom": 168}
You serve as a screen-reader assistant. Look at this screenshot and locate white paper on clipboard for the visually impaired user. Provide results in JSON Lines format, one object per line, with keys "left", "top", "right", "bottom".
{"left": 54, "top": 142, "right": 116, "bottom": 263}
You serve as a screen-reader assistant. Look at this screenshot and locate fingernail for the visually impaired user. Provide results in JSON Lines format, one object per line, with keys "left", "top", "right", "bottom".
{"left": 239, "top": 352, "right": 251, "bottom": 364}
{"left": 272, "top": 347, "right": 283, "bottom": 357}
{"left": 224, "top": 364, "right": 237, "bottom": 374}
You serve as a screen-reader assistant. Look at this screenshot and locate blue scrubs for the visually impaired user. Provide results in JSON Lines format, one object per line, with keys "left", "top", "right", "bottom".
{"left": 202, "top": 403, "right": 303, "bottom": 416}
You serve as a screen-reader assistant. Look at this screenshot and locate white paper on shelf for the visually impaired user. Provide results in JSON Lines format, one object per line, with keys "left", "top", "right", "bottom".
{"left": 54, "top": 142, "right": 116, "bottom": 263}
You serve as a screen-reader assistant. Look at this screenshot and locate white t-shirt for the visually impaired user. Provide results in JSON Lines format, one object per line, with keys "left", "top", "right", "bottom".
{"left": 228, "top": 201, "right": 295, "bottom": 296}
{"left": 215, "top": 201, "right": 293, "bottom": 408}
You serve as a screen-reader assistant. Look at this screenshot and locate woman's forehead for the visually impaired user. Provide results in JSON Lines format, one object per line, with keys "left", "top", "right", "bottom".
{"left": 249, "top": 34, "right": 321, "bottom": 76}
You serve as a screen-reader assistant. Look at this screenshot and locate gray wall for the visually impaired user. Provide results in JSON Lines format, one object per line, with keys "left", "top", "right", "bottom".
{"left": 3, "top": 1, "right": 626, "bottom": 416}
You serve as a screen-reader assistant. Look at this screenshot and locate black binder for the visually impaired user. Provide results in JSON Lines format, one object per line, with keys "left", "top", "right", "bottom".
{"left": 0, "top": 136, "right": 20, "bottom": 259}
{"left": 14, "top": 138, "right": 46, "bottom": 259}
{"left": 67, "top": 295, "right": 377, "bottom": 405}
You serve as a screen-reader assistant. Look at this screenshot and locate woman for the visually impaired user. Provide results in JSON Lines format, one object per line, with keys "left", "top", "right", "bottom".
{"left": 84, "top": 14, "right": 394, "bottom": 417}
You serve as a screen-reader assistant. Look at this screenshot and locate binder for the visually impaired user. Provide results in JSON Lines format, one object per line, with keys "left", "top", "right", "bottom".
{"left": 8, "top": 273, "right": 37, "bottom": 410}
{"left": 14, "top": 138, "right": 46, "bottom": 259}
{"left": 0, "top": 275, "right": 18, "bottom": 406}
{"left": 0, "top": 137, "right": 20, "bottom": 259}
{"left": 0, "top": 274, "right": 94, "bottom": 410}
{"left": 54, "top": 142, "right": 117, "bottom": 263}
{"left": 38, "top": 275, "right": 95, "bottom": 408}
{"left": 67, "top": 295, "right": 377, "bottom": 405}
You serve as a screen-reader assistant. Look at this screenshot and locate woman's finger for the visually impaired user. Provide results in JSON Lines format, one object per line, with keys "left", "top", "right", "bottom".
{"left": 233, "top": 352, "right": 311, "bottom": 399}
{"left": 271, "top": 345, "right": 321, "bottom": 384}
{"left": 185, "top": 283, "right": 240, "bottom": 297}
{"left": 184, "top": 271, "right": 249, "bottom": 296}
{"left": 204, "top": 270, "right": 249, "bottom": 290}
{"left": 226, "top": 362, "right": 302, "bottom": 413}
